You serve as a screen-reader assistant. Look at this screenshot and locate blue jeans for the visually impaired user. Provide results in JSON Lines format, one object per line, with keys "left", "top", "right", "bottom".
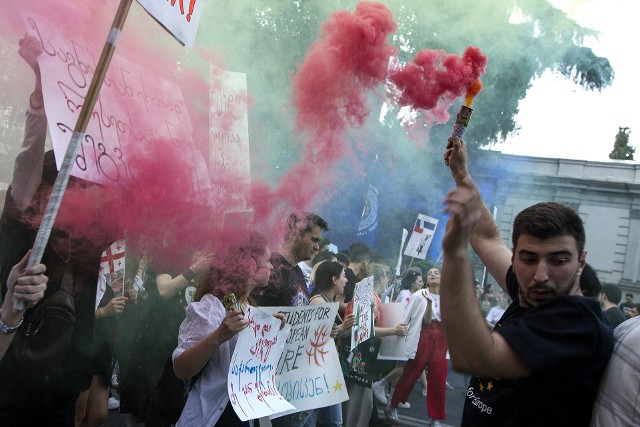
{"left": 290, "top": 409, "right": 318, "bottom": 427}
{"left": 318, "top": 403, "right": 343, "bottom": 427}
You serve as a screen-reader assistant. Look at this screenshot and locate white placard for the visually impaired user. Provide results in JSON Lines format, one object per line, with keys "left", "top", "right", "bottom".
{"left": 228, "top": 306, "right": 295, "bottom": 421}
{"left": 209, "top": 66, "right": 251, "bottom": 212}
{"left": 404, "top": 214, "right": 439, "bottom": 260}
{"left": 260, "top": 303, "right": 349, "bottom": 418}
{"left": 377, "top": 303, "right": 408, "bottom": 361}
{"left": 351, "top": 276, "right": 374, "bottom": 351}
{"left": 136, "top": 0, "right": 204, "bottom": 48}
{"left": 26, "top": 14, "right": 213, "bottom": 204}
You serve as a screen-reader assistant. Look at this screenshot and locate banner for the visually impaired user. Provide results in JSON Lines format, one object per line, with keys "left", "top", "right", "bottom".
{"left": 351, "top": 277, "right": 374, "bottom": 351}
{"left": 228, "top": 306, "right": 294, "bottom": 421}
{"left": 26, "top": 14, "right": 213, "bottom": 204}
{"left": 136, "top": 0, "right": 204, "bottom": 48}
{"left": 260, "top": 303, "right": 349, "bottom": 418}
{"left": 377, "top": 303, "right": 407, "bottom": 361}
{"left": 404, "top": 214, "right": 439, "bottom": 260}
{"left": 355, "top": 184, "right": 378, "bottom": 249}
{"left": 99, "top": 239, "right": 126, "bottom": 274}
{"left": 209, "top": 66, "right": 251, "bottom": 212}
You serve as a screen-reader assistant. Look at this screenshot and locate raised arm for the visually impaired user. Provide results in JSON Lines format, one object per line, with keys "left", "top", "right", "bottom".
{"left": 445, "top": 137, "right": 512, "bottom": 291}
{"left": 11, "top": 35, "right": 47, "bottom": 211}
{"left": 156, "top": 251, "right": 213, "bottom": 300}
{"left": 440, "top": 175, "right": 530, "bottom": 379}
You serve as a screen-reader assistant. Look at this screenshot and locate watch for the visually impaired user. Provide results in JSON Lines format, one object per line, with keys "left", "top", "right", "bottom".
{"left": 0, "top": 311, "right": 23, "bottom": 334}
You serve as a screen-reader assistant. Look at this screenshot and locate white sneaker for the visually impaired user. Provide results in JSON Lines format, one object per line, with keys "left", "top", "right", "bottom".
{"left": 108, "top": 397, "right": 120, "bottom": 410}
{"left": 421, "top": 388, "right": 428, "bottom": 397}
{"left": 372, "top": 381, "right": 388, "bottom": 405}
{"left": 384, "top": 406, "right": 400, "bottom": 425}
{"left": 430, "top": 420, "right": 442, "bottom": 427}
{"left": 398, "top": 402, "right": 410, "bottom": 409}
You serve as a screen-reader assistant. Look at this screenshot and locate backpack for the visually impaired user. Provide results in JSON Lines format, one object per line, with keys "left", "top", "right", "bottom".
{"left": 154, "top": 355, "right": 204, "bottom": 424}
{"left": 10, "top": 286, "right": 76, "bottom": 374}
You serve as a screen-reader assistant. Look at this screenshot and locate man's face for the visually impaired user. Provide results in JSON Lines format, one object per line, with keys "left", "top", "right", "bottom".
{"left": 512, "top": 234, "right": 586, "bottom": 309}
{"left": 626, "top": 295, "right": 633, "bottom": 304}
{"left": 630, "top": 306, "right": 639, "bottom": 318}
{"left": 290, "top": 225, "right": 322, "bottom": 264}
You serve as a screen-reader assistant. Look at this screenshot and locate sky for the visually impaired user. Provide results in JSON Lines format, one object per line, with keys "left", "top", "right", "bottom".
{"left": 490, "top": 0, "right": 639, "bottom": 162}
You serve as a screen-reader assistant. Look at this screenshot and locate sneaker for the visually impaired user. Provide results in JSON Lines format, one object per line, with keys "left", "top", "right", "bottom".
{"left": 383, "top": 407, "right": 400, "bottom": 425}
{"left": 372, "top": 381, "right": 388, "bottom": 405}
{"left": 108, "top": 397, "right": 120, "bottom": 410}
{"left": 398, "top": 402, "right": 410, "bottom": 409}
{"left": 421, "top": 388, "right": 428, "bottom": 397}
{"left": 446, "top": 381, "right": 454, "bottom": 390}
{"left": 429, "top": 420, "right": 442, "bottom": 427}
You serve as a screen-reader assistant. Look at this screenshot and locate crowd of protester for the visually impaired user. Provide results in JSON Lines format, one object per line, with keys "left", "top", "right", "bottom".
{"left": 1, "top": 35, "right": 639, "bottom": 427}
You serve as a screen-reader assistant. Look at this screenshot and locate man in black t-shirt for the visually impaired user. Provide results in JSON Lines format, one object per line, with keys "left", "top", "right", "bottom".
{"left": 599, "top": 284, "right": 626, "bottom": 328}
{"left": 440, "top": 137, "right": 614, "bottom": 426}
{"left": 252, "top": 211, "right": 328, "bottom": 308}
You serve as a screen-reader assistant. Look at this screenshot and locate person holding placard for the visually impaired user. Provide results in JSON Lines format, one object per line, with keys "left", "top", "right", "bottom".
{"left": 172, "top": 232, "right": 284, "bottom": 427}
{"left": 307, "top": 260, "right": 356, "bottom": 426}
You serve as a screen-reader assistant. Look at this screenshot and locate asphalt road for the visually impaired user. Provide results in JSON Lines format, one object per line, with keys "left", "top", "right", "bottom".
{"left": 105, "top": 370, "right": 467, "bottom": 426}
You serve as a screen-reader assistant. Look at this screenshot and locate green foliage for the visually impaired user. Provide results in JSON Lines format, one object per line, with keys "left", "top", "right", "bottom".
{"left": 609, "top": 127, "right": 634, "bottom": 161}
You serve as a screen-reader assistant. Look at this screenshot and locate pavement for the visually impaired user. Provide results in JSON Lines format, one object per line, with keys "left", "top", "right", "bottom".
{"left": 105, "top": 370, "right": 467, "bottom": 426}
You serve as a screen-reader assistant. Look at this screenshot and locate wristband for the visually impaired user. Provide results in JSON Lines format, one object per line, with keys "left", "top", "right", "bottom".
{"left": 181, "top": 268, "right": 196, "bottom": 282}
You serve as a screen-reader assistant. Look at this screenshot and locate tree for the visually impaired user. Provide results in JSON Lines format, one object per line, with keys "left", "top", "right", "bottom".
{"left": 609, "top": 127, "right": 634, "bottom": 160}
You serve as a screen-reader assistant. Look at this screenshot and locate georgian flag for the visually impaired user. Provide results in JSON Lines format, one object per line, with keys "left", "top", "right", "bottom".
{"left": 100, "top": 239, "right": 126, "bottom": 274}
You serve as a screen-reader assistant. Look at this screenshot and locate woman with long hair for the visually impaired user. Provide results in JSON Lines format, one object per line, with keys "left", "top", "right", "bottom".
{"left": 395, "top": 269, "right": 424, "bottom": 307}
{"left": 385, "top": 267, "right": 447, "bottom": 427}
{"left": 172, "top": 232, "right": 283, "bottom": 427}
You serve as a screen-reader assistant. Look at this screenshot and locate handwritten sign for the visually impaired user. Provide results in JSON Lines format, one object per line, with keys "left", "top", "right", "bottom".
{"left": 260, "top": 304, "right": 349, "bottom": 418}
{"left": 351, "top": 276, "right": 374, "bottom": 351}
{"left": 377, "top": 303, "right": 407, "bottom": 361}
{"left": 136, "top": 0, "right": 204, "bottom": 48}
{"left": 209, "top": 66, "right": 251, "bottom": 212}
{"left": 404, "top": 214, "right": 439, "bottom": 260}
{"left": 228, "top": 306, "right": 294, "bottom": 421}
{"left": 26, "top": 14, "right": 213, "bottom": 204}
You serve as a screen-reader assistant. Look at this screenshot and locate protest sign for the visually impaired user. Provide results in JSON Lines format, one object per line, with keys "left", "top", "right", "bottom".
{"left": 228, "top": 306, "right": 294, "bottom": 421}
{"left": 260, "top": 303, "right": 348, "bottom": 418}
{"left": 377, "top": 303, "right": 408, "bottom": 361}
{"left": 209, "top": 66, "right": 252, "bottom": 212}
{"left": 136, "top": 0, "right": 204, "bottom": 48}
{"left": 404, "top": 214, "right": 439, "bottom": 260}
{"left": 351, "top": 276, "right": 374, "bottom": 351}
{"left": 26, "top": 13, "right": 214, "bottom": 205}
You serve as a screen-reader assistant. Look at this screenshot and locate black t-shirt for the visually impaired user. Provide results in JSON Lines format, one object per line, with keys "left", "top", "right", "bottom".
{"left": 251, "top": 252, "right": 309, "bottom": 307}
{"left": 462, "top": 266, "right": 614, "bottom": 426}
{"left": 603, "top": 307, "right": 626, "bottom": 329}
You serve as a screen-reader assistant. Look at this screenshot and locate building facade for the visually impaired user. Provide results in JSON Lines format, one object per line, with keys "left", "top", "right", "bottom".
{"left": 473, "top": 150, "right": 640, "bottom": 298}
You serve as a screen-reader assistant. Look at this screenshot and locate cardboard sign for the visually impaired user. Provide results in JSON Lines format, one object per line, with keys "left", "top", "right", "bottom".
{"left": 377, "top": 303, "right": 408, "bottom": 361}
{"left": 26, "top": 14, "right": 213, "bottom": 204}
{"left": 260, "top": 304, "right": 349, "bottom": 418}
{"left": 404, "top": 214, "right": 439, "bottom": 260}
{"left": 351, "top": 276, "right": 374, "bottom": 351}
{"left": 209, "top": 66, "right": 251, "bottom": 212}
{"left": 136, "top": 0, "right": 204, "bottom": 48}
{"left": 228, "top": 306, "right": 294, "bottom": 421}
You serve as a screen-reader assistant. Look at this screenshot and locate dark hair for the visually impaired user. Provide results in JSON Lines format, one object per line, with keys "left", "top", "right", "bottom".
{"left": 312, "top": 250, "right": 336, "bottom": 266}
{"left": 512, "top": 202, "right": 585, "bottom": 254}
{"left": 284, "top": 212, "right": 329, "bottom": 242}
{"left": 579, "top": 263, "right": 601, "bottom": 298}
{"left": 625, "top": 293, "right": 634, "bottom": 299}
{"left": 193, "top": 232, "right": 268, "bottom": 303}
{"left": 401, "top": 269, "right": 422, "bottom": 290}
{"left": 601, "top": 284, "right": 622, "bottom": 305}
{"left": 336, "top": 252, "right": 350, "bottom": 265}
{"left": 349, "top": 242, "right": 372, "bottom": 263}
{"left": 311, "top": 260, "right": 344, "bottom": 295}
